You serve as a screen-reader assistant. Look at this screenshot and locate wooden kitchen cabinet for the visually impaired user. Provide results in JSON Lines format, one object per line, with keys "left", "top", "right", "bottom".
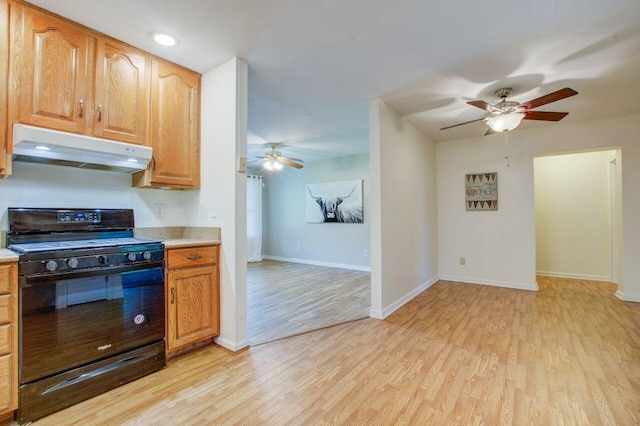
{"left": 12, "top": 5, "right": 93, "bottom": 135}
{"left": 0, "top": 262, "right": 17, "bottom": 416}
{"left": 11, "top": 5, "right": 151, "bottom": 144}
{"left": 5, "top": 2, "right": 201, "bottom": 185}
{"left": 165, "top": 245, "right": 219, "bottom": 353}
{"left": 133, "top": 60, "right": 200, "bottom": 189}
{"left": 1, "top": 0, "right": 10, "bottom": 177}
{"left": 93, "top": 39, "right": 150, "bottom": 145}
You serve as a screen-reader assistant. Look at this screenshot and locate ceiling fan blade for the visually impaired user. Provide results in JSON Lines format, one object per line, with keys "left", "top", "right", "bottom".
{"left": 440, "top": 117, "right": 486, "bottom": 130}
{"left": 284, "top": 157, "right": 304, "bottom": 163}
{"left": 280, "top": 158, "right": 303, "bottom": 169}
{"left": 518, "top": 88, "right": 578, "bottom": 110}
{"left": 523, "top": 111, "right": 569, "bottom": 121}
{"left": 467, "top": 100, "right": 501, "bottom": 113}
{"left": 247, "top": 157, "right": 268, "bottom": 164}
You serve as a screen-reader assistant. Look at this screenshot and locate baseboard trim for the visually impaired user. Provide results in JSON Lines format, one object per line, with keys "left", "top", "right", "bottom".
{"left": 370, "top": 275, "right": 439, "bottom": 320}
{"left": 536, "top": 270, "right": 610, "bottom": 282}
{"left": 262, "top": 255, "right": 371, "bottom": 272}
{"left": 615, "top": 290, "right": 640, "bottom": 303}
{"left": 214, "top": 336, "right": 250, "bottom": 352}
{"left": 439, "top": 275, "right": 538, "bottom": 292}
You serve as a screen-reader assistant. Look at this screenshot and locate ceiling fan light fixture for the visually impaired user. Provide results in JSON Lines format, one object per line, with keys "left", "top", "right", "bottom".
{"left": 263, "top": 158, "right": 283, "bottom": 171}
{"left": 487, "top": 113, "right": 524, "bottom": 132}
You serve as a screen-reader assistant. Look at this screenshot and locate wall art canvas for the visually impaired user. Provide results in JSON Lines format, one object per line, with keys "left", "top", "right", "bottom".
{"left": 466, "top": 172, "right": 498, "bottom": 211}
{"left": 306, "top": 179, "right": 363, "bottom": 223}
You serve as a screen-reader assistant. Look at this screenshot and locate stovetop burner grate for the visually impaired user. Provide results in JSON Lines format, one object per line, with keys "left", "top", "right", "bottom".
{"left": 9, "top": 237, "right": 162, "bottom": 254}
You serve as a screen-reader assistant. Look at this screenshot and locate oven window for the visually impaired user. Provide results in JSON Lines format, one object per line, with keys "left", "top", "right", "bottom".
{"left": 21, "top": 267, "right": 165, "bottom": 383}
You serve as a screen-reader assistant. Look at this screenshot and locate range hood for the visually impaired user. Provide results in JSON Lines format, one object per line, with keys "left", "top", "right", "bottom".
{"left": 12, "top": 124, "right": 152, "bottom": 173}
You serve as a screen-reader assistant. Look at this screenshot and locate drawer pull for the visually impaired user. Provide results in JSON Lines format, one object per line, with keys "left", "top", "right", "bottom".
{"left": 171, "top": 287, "right": 175, "bottom": 304}
{"left": 186, "top": 254, "right": 202, "bottom": 260}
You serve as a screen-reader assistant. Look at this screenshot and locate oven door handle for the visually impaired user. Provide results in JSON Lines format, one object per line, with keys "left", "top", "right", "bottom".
{"left": 19, "top": 260, "right": 165, "bottom": 287}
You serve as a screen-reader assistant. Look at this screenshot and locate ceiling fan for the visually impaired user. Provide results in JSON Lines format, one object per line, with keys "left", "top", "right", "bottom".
{"left": 440, "top": 87, "right": 578, "bottom": 135}
{"left": 248, "top": 143, "right": 304, "bottom": 170}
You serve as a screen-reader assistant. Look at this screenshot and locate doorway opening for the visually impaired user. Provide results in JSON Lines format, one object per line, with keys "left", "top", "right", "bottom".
{"left": 246, "top": 158, "right": 371, "bottom": 346}
{"left": 534, "top": 149, "right": 621, "bottom": 286}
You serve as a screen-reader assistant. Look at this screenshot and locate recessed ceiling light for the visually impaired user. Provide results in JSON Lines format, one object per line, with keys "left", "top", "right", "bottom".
{"left": 34, "top": 145, "right": 50, "bottom": 151}
{"left": 152, "top": 32, "right": 178, "bottom": 47}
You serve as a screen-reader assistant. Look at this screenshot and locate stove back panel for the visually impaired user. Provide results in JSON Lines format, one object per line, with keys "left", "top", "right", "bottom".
{"left": 8, "top": 208, "right": 134, "bottom": 235}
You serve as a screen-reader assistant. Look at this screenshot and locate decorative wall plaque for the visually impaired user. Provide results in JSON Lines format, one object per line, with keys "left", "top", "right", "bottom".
{"left": 466, "top": 173, "right": 498, "bottom": 211}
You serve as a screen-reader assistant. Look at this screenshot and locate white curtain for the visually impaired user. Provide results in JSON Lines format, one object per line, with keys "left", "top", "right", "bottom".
{"left": 247, "top": 175, "right": 263, "bottom": 262}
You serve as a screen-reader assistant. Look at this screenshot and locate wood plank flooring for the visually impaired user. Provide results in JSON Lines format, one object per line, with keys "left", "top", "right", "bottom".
{"left": 25, "top": 276, "right": 640, "bottom": 425}
{"left": 247, "top": 260, "right": 371, "bottom": 345}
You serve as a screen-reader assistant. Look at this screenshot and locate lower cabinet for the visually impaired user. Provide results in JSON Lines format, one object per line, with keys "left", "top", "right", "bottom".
{"left": 0, "top": 262, "right": 17, "bottom": 416}
{"left": 165, "top": 245, "right": 219, "bottom": 353}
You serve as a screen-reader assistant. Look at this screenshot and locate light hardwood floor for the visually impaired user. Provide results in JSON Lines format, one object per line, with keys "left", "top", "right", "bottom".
{"left": 27, "top": 277, "right": 640, "bottom": 425}
{"left": 247, "top": 260, "right": 371, "bottom": 345}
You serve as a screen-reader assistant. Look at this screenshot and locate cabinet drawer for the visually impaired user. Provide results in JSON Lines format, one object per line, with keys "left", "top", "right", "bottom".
{"left": 0, "top": 295, "right": 9, "bottom": 324}
{"left": 166, "top": 245, "right": 218, "bottom": 270}
{"left": 0, "top": 353, "right": 12, "bottom": 412}
{"left": 0, "top": 325, "right": 9, "bottom": 355}
{"left": 0, "top": 265, "right": 10, "bottom": 294}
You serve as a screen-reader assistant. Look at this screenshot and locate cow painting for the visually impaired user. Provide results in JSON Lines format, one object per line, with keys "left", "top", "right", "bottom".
{"left": 305, "top": 180, "right": 363, "bottom": 223}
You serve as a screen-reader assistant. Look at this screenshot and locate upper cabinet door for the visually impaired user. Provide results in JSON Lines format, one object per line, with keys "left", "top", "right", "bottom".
{"left": 16, "top": 8, "right": 92, "bottom": 134}
{"left": 146, "top": 59, "right": 200, "bottom": 188}
{"left": 0, "top": 0, "right": 8, "bottom": 175}
{"left": 94, "top": 40, "right": 150, "bottom": 145}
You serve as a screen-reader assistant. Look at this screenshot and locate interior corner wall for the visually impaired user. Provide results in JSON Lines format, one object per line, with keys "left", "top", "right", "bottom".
{"left": 369, "top": 99, "right": 438, "bottom": 318}
{"left": 261, "top": 153, "right": 371, "bottom": 269}
{"left": 534, "top": 150, "right": 614, "bottom": 281}
{"left": 184, "top": 56, "right": 248, "bottom": 351}
{"left": 437, "top": 113, "right": 640, "bottom": 301}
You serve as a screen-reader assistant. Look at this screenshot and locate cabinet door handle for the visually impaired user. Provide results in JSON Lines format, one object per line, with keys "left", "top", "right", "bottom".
{"left": 97, "top": 104, "right": 102, "bottom": 122}
{"left": 171, "top": 287, "right": 175, "bottom": 304}
{"left": 151, "top": 155, "right": 156, "bottom": 171}
{"left": 78, "top": 99, "right": 84, "bottom": 118}
{"left": 186, "top": 254, "right": 202, "bottom": 260}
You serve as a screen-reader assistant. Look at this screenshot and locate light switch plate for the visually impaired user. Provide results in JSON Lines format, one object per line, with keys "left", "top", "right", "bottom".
{"left": 238, "top": 157, "right": 247, "bottom": 173}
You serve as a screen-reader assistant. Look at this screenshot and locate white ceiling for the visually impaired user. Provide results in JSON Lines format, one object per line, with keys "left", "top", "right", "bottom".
{"left": 27, "top": 0, "right": 640, "bottom": 163}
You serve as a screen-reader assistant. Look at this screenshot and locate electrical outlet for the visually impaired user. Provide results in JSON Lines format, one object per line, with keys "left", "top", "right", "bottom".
{"left": 210, "top": 203, "right": 218, "bottom": 218}
{"left": 363, "top": 249, "right": 369, "bottom": 257}
{"left": 153, "top": 204, "right": 165, "bottom": 218}
{"left": 460, "top": 257, "right": 466, "bottom": 266}
{"left": 296, "top": 244, "right": 300, "bottom": 251}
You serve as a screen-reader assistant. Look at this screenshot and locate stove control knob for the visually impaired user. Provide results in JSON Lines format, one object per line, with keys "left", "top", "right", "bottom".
{"left": 45, "top": 260, "right": 58, "bottom": 271}
{"left": 142, "top": 251, "right": 152, "bottom": 260}
{"left": 67, "top": 258, "right": 79, "bottom": 269}
{"left": 127, "top": 252, "right": 137, "bottom": 262}
{"left": 98, "top": 255, "right": 108, "bottom": 265}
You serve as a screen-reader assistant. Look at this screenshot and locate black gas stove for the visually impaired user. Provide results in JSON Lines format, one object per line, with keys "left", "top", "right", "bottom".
{"left": 7, "top": 208, "right": 166, "bottom": 423}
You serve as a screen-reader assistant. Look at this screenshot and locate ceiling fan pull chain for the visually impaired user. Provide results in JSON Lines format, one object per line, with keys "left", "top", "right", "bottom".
{"left": 504, "top": 132, "right": 510, "bottom": 168}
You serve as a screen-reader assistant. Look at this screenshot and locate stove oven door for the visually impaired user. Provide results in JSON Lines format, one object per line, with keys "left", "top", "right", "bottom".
{"left": 20, "top": 266, "right": 165, "bottom": 384}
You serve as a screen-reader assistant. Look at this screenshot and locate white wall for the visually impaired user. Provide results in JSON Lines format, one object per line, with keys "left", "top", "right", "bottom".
{"left": 261, "top": 153, "right": 370, "bottom": 270}
{"left": 369, "top": 99, "right": 439, "bottom": 318}
{"left": 437, "top": 113, "right": 640, "bottom": 301}
{"left": 183, "top": 57, "right": 249, "bottom": 351}
{"left": 535, "top": 150, "right": 614, "bottom": 281}
{"left": 0, "top": 162, "right": 185, "bottom": 233}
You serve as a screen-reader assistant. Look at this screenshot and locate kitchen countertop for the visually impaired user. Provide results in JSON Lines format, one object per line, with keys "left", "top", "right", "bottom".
{"left": 135, "top": 227, "right": 221, "bottom": 249}
{"left": 163, "top": 239, "right": 220, "bottom": 249}
{"left": 0, "top": 248, "right": 19, "bottom": 263}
